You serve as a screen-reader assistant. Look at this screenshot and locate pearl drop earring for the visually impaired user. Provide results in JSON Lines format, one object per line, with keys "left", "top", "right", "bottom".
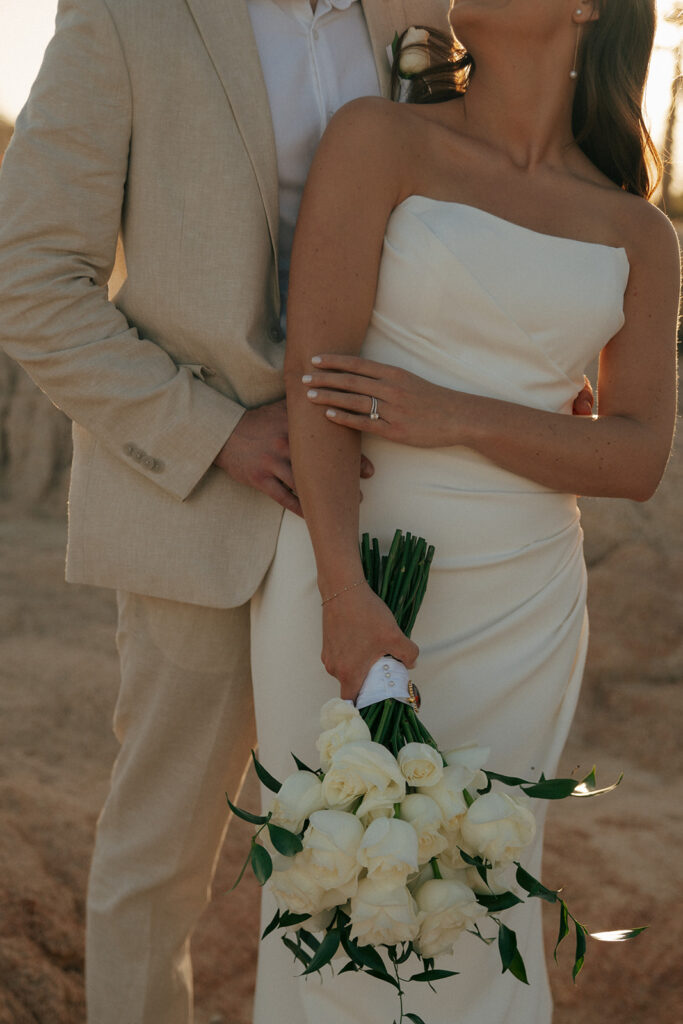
{"left": 570, "top": 15, "right": 582, "bottom": 80}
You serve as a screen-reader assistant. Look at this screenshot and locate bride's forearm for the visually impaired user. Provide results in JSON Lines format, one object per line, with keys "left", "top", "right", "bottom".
{"left": 455, "top": 389, "right": 672, "bottom": 501}
{"left": 285, "top": 366, "right": 365, "bottom": 595}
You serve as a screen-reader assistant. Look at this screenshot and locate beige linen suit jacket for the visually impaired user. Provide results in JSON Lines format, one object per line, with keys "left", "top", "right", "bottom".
{"left": 0, "top": 0, "right": 449, "bottom": 608}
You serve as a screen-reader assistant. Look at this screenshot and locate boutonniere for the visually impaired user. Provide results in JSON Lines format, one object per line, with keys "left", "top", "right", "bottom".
{"left": 386, "top": 27, "right": 430, "bottom": 101}
{"left": 387, "top": 27, "right": 431, "bottom": 78}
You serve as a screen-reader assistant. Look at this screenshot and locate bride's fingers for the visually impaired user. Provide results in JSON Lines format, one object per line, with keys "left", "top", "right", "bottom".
{"left": 303, "top": 370, "right": 385, "bottom": 396}
{"left": 307, "top": 387, "right": 382, "bottom": 416}
{"left": 324, "top": 407, "right": 388, "bottom": 433}
{"left": 311, "top": 353, "right": 393, "bottom": 379}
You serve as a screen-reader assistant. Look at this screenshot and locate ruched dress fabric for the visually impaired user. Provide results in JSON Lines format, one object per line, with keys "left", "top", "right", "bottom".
{"left": 250, "top": 197, "right": 629, "bottom": 1024}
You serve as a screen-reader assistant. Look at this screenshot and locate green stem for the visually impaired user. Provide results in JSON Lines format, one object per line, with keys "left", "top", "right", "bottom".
{"left": 430, "top": 857, "right": 443, "bottom": 879}
{"left": 373, "top": 699, "right": 395, "bottom": 745}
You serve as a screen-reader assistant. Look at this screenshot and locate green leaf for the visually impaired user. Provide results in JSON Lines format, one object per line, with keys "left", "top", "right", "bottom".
{"left": 457, "top": 848, "right": 490, "bottom": 886}
{"left": 590, "top": 927, "right": 648, "bottom": 942}
{"left": 468, "top": 923, "right": 495, "bottom": 945}
{"left": 391, "top": 30, "right": 400, "bottom": 60}
{"left": 341, "top": 932, "right": 387, "bottom": 974}
{"left": 302, "top": 929, "right": 341, "bottom": 975}
{"left": 554, "top": 901, "right": 570, "bottom": 962}
{"left": 297, "top": 929, "right": 321, "bottom": 954}
{"left": 250, "top": 842, "right": 273, "bottom": 885}
{"left": 251, "top": 750, "right": 281, "bottom": 793}
{"left": 267, "top": 823, "right": 303, "bottom": 856}
{"left": 365, "top": 968, "right": 400, "bottom": 989}
{"left": 279, "top": 911, "right": 311, "bottom": 929}
{"left": 406, "top": 1015, "right": 427, "bottom": 1024}
{"left": 476, "top": 891, "right": 523, "bottom": 912}
{"left": 571, "top": 767, "right": 624, "bottom": 798}
{"left": 281, "top": 935, "right": 312, "bottom": 968}
{"left": 227, "top": 848, "right": 252, "bottom": 892}
{"left": 507, "top": 949, "right": 530, "bottom": 985}
{"left": 498, "top": 922, "right": 530, "bottom": 983}
{"left": 226, "top": 794, "right": 269, "bottom": 826}
{"left": 573, "top": 922, "right": 587, "bottom": 981}
{"left": 515, "top": 864, "right": 559, "bottom": 904}
{"left": 522, "top": 778, "right": 578, "bottom": 800}
{"left": 338, "top": 960, "right": 359, "bottom": 975}
{"left": 409, "top": 969, "right": 458, "bottom": 982}
{"left": 497, "top": 922, "right": 518, "bottom": 973}
{"left": 261, "top": 908, "right": 281, "bottom": 939}
{"left": 291, "top": 752, "right": 319, "bottom": 775}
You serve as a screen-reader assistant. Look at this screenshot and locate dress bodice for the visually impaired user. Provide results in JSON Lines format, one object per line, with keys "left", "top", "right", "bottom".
{"left": 364, "top": 195, "right": 630, "bottom": 417}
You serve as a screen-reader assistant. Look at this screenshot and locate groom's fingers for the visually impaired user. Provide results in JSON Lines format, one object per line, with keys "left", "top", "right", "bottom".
{"left": 263, "top": 476, "right": 303, "bottom": 517}
{"left": 360, "top": 455, "right": 374, "bottom": 478}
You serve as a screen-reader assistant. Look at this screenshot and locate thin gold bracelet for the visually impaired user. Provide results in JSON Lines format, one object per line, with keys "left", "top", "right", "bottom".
{"left": 321, "top": 578, "right": 365, "bottom": 606}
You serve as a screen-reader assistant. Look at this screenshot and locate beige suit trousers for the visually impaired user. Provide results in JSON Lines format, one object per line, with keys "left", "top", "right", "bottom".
{"left": 86, "top": 592, "right": 255, "bottom": 1024}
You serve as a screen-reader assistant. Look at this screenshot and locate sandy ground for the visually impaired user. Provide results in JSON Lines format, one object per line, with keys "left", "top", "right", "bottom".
{"left": 1, "top": 436, "right": 682, "bottom": 1024}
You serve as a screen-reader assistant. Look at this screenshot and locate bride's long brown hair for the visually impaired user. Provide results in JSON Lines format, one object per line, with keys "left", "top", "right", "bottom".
{"left": 391, "top": 0, "right": 662, "bottom": 199}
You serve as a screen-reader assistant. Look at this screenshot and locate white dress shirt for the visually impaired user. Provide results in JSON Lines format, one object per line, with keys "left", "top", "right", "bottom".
{"left": 247, "top": 0, "right": 381, "bottom": 325}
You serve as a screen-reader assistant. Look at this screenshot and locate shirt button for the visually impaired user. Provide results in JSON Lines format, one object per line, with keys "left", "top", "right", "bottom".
{"left": 123, "top": 443, "right": 136, "bottom": 457}
{"left": 142, "top": 455, "right": 156, "bottom": 470}
{"left": 132, "top": 447, "right": 144, "bottom": 461}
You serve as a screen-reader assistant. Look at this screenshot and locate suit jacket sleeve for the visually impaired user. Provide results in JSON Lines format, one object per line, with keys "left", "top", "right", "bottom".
{"left": 0, "top": 0, "right": 247, "bottom": 502}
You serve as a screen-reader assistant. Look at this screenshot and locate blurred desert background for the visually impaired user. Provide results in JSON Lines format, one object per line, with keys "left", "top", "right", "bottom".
{"left": 1, "top": 3, "right": 683, "bottom": 1023}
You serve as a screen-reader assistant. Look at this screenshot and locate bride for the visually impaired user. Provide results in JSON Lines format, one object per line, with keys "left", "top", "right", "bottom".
{"left": 250, "top": 0, "right": 679, "bottom": 1021}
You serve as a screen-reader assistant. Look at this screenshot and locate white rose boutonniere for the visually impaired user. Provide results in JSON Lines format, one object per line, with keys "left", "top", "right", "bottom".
{"left": 387, "top": 28, "right": 430, "bottom": 101}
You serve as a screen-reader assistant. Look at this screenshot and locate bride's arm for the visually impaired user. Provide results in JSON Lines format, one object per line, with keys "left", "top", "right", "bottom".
{"left": 284, "top": 99, "right": 418, "bottom": 699}
{"left": 303, "top": 203, "right": 679, "bottom": 502}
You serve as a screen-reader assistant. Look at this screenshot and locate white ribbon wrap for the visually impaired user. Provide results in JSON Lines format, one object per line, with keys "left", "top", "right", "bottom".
{"left": 348, "top": 656, "right": 413, "bottom": 710}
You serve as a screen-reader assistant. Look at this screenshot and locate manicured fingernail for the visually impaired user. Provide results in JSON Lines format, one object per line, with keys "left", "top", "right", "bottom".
{"left": 311, "top": 356, "right": 322, "bottom": 364}
{"left": 302, "top": 374, "right": 312, "bottom": 383}
{"left": 326, "top": 409, "right": 337, "bottom": 418}
{"left": 307, "top": 389, "right": 317, "bottom": 398}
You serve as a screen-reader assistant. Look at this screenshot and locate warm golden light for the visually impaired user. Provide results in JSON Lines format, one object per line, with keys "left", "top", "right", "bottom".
{"left": 0, "top": 1, "right": 681, "bottom": 198}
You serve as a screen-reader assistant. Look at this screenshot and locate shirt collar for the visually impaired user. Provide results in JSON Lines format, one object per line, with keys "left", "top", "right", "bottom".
{"left": 268, "top": 0, "right": 358, "bottom": 23}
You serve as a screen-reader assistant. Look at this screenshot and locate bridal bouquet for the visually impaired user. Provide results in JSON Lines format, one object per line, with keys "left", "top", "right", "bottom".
{"left": 228, "top": 531, "right": 643, "bottom": 1024}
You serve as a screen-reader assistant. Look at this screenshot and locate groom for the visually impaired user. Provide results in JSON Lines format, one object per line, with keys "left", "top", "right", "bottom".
{"left": 0, "top": 1, "right": 453, "bottom": 1021}
{"left": 0, "top": 1, "right": 594, "bottom": 1021}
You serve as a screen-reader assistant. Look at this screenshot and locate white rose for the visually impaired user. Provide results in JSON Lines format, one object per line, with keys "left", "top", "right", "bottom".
{"left": 268, "top": 770, "right": 326, "bottom": 834}
{"left": 460, "top": 792, "right": 536, "bottom": 866}
{"left": 399, "top": 27, "right": 430, "bottom": 77}
{"left": 350, "top": 877, "right": 419, "bottom": 946}
{"left": 400, "top": 793, "right": 448, "bottom": 864}
{"left": 268, "top": 852, "right": 326, "bottom": 916}
{"left": 418, "top": 764, "right": 469, "bottom": 829}
{"left": 442, "top": 744, "right": 490, "bottom": 793}
{"left": 358, "top": 817, "right": 419, "bottom": 883}
{"left": 414, "top": 879, "right": 485, "bottom": 958}
{"left": 301, "top": 810, "right": 364, "bottom": 908}
{"left": 320, "top": 697, "right": 362, "bottom": 732}
{"left": 286, "top": 908, "right": 335, "bottom": 934}
{"left": 322, "top": 741, "right": 405, "bottom": 816}
{"left": 316, "top": 716, "right": 371, "bottom": 772}
{"left": 397, "top": 743, "right": 444, "bottom": 788}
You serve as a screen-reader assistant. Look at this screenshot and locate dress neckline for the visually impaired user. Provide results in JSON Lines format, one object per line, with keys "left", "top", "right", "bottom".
{"left": 397, "top": 194, "right": 629, "bottom": 259}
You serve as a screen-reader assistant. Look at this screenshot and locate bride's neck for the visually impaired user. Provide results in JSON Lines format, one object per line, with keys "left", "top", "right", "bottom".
{"left": 458, "top": 46, "right": 578, "bottom": 171}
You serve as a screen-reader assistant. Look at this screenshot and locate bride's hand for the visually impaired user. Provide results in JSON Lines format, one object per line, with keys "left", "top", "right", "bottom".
{"left": 321, "top": 582, "right": 419, "bottom": 702}
{"left": 303, "top": 354, "right": 458, "bottom": 448}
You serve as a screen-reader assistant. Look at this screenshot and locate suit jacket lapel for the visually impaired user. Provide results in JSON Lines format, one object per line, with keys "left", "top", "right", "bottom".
{"left": 184, "top": 0, "right": 279, "bottom": 260}
{"left": 361, "top": 0, "right": 396, "bottom": 97}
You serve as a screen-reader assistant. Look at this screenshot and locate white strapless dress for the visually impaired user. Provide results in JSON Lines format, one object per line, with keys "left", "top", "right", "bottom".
{"left": 249, "top": 197, "right": 629, "bottom": 1024}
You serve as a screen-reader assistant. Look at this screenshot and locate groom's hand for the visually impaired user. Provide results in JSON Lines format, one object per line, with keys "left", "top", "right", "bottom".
{"left": 214, "top": 399, "right": 303, "bottom": 515}
{"left": 214, "top": 399, "right": 374, "bottom": 516}
{"left": 572, "top": 376, "right": 594, "bottom": 416}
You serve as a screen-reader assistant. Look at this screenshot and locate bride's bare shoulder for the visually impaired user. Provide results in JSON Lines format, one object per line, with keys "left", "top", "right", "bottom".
{"left": 307, "top": 98, "right": 425, "bottom": 208}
